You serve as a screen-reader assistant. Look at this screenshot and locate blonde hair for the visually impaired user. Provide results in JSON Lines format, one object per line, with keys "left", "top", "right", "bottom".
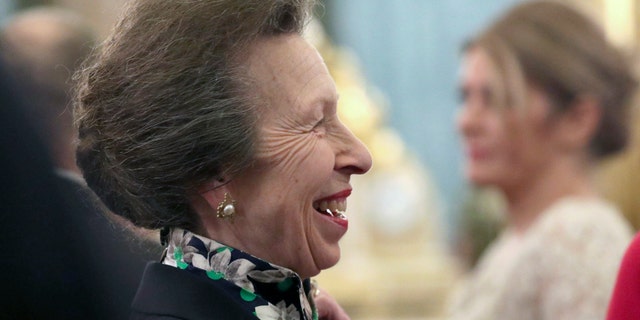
{"left": 468, "top": 0, "right": 637, "bottom": 159}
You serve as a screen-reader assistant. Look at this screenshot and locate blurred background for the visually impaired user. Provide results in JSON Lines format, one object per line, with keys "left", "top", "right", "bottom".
{"left": 1, "top": 0, "right": 638, "bottom": 319}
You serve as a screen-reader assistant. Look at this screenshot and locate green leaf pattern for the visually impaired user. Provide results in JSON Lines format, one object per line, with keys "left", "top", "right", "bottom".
{"left": 163, "top": 228, "right": 315, "bottom": 319}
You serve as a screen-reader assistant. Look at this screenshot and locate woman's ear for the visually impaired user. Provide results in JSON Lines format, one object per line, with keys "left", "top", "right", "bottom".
{"left": 556, "top": 95, "right": 602, "bottom": 153}
{"left": 188, "top": 178, "right": 234, "bottom": 237}
{"left": 197, "top": 178, "right": 229, "bottom": 211}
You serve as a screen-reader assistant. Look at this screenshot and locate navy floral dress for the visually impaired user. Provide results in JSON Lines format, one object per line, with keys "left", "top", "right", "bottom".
{"left": 163, "top": 229, "right": 318, "bottom": 320}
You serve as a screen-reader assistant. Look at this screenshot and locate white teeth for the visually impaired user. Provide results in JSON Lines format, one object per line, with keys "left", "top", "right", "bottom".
{"left": 338, "top": 201, "right": 347, "bottom": 212}
{"left": 314, "top": 199, "right": 348, "bottom": 219}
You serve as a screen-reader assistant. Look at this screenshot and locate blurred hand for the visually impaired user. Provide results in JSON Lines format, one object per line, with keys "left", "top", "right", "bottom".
{"left": 315, "top": 287, "right": 350, "bottom": 320}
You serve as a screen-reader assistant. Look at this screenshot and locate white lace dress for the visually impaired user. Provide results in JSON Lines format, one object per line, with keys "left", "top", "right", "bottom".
{"left": 447, "top": 197, "right": 633, "bottom": 320}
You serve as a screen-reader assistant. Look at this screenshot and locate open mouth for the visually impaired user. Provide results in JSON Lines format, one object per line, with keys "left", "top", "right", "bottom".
{"left": 312, "top": 199, "right": 347, "bottom": 220}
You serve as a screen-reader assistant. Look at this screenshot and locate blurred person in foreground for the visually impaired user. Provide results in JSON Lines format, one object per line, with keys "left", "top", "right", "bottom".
{"left": 74, "top": 0, "right": 369, "bottom": 318}
{"left": 448, "top": 1, "right": 638, "bottom": 319}
{"left": 607, "top": 230, "right": 640, "bottom": 319}
{"left": 0, "top": 49, "right": 107, "bottom": 319}
{"left": 606, "top": 87, "right": 640, "bottom": 318}
{"left": 1, "top": 7, "right": 161, "bottom": 319}
{"left": 1, "top": 6, "right": 91, "bottom": 177}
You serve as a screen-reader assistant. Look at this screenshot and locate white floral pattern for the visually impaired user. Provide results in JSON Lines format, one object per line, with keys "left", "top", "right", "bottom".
{"left": 206, "top": 248, "right": 256, "bottom": 292}
{"left": 248, "top": 269, "right": 290, "bottom": 283}
{"left": 255, "top": 301, "right": 301, "bottom": 320}
{"left": 164, "top": 229, "right": 195, "bottom": 268}
{"left": 163, "top": 228, "right": 316, "bottom": 320}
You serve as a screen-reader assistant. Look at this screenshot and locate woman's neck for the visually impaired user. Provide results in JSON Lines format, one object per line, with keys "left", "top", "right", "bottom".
{"left": 502, "top": 157, "right": 597, "bottom": 234}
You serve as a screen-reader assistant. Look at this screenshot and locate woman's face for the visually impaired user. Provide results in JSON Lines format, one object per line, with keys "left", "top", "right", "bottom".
{"left": 456, "top": 47, "right": 560, "bottom": 191}
{"left": 224, "top": 35, "right": 372, "bottom": 279}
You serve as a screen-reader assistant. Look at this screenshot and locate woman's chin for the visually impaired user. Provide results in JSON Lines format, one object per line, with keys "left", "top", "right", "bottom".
{"left": 300, "top": 245, "right": 341, "bottom": 279}
{"left": 465, "top": 168, "right": 498, "bottom": 187}
{"left": 469, "top": 178, "right": 493, "bottom": 187}
{"left": 321, "top": 245, "right": 342, "bottom": 271}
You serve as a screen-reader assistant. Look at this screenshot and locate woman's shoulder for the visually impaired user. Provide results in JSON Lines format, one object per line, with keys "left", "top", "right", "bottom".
{"left": 495, "top": 198, "right": 634, "bottom": 319}
{"left": 131, "top": 262, "right": 257, "bottom": 320}
{"left": 624, "top": 232, "right": 640, "bottom": 257}
{"left": 519, "top": 197, "right": 632, "bottom": 270}
{"left": 612, "top": 232, "right": 640, "bottom": 277}
{"left": 606, "top": 232, "right": 640, "bottom": 319}
{"left": 533, "top": 197, "right": 632, "bottom": 243}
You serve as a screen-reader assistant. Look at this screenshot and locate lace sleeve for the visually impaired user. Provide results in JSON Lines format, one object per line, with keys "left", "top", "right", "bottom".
{"left": 528, "top": 208, "right": 630, "bottom": 320}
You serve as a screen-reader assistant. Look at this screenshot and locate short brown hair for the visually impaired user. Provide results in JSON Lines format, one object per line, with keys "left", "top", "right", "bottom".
{"left": 74, "top": 0, "right": 315, "bottom": 230}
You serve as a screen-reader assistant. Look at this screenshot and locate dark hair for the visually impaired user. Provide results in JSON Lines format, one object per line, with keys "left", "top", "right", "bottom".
{"left": 74, "top": 0, "right": 315, "bottom": 230}
{"left": 468, "top": 0, "right": 638, "bottom": 159}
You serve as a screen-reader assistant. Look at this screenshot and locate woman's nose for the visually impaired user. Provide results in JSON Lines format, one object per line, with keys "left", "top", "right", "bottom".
{"left": 456, "top": 101, "right": 480, "bottom": 138}
{"left": 335, "top": 125, "right": 373, "bottom": 175}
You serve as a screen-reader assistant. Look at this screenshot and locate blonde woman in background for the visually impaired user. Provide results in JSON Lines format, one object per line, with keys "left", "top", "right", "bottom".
{"left": 449, "top": 1, "right": 638, "bottom": 319}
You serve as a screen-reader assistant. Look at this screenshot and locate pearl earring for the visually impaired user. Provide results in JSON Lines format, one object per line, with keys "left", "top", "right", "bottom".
{"left": 216, "top": 192, "right": 236, "bottom": 219}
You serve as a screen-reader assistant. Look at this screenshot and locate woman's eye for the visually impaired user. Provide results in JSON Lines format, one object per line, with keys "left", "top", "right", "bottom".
{"left": 458, "top": 87, "right": 469, "bottom": 104}
{"left": 310, "top": 118, "right": 327, "bottom": 134}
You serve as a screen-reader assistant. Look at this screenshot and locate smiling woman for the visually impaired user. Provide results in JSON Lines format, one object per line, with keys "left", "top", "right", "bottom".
{"left": 193, "top": 34, "right": 372, "bottom": 281}
{"left": 73, "top": 0, "right": 371, "bottom": 319}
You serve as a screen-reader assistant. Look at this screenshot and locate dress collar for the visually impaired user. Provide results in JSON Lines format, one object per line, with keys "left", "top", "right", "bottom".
{"left": 163, "top": 228, "right": 317, "bottom": 320}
